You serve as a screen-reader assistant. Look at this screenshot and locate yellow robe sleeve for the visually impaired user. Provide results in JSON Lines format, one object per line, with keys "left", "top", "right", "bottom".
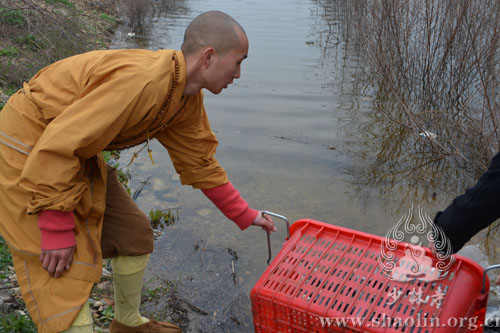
{"left": 19, "top": 53, "right": 169, "bottom": 214}
{"left": 156, "top": 92, "right": 228, "bottom": 189}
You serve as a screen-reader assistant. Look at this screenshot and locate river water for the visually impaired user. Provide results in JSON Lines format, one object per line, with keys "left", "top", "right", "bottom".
{"left": 110, "top": 0, "right": 499, "bottom": 331}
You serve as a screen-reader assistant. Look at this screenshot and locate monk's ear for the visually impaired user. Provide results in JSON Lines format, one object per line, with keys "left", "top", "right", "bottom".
{"left": 202, "top": 47, "right": 215, "bottom": 68}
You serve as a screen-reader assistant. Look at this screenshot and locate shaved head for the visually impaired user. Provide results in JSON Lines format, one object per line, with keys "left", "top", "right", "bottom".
{"left": 181, "top": 11, "right": 246, "bottom": 56}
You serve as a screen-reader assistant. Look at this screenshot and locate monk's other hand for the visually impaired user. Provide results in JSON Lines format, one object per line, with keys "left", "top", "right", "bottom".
{"left": 252, "top": 211, "right": 277, "bottom": 232}
{"left": 40, "top": 246, "right": 76, "bottom": 278}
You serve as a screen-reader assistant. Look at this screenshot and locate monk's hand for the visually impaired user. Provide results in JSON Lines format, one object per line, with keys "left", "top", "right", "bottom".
{"left": 252, "top": 211, "right": 277, "bottom": 232}
{"left": 40, "top": 246, "right": 76, "bottom": 278}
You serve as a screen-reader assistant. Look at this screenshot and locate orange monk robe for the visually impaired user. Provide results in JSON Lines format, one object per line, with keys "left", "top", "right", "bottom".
{"left": 0, "top": 49, "right": 228, "bottom": 332}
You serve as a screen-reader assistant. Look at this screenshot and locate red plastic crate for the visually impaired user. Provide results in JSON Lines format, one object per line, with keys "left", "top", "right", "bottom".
{"left": 251, "top": 219, "right": 489, "bottom": 332}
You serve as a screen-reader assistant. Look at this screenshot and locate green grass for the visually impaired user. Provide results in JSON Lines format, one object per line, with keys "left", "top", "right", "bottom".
{"left": 0, "top": 9, "right": 25, "bottom": 26}
{"left": 148, "top": 209, "right": 178, "bottom": 231}
{"left": 99, "top": 13, "right": 117, "bottom": 24}
{"left": 98, "top": 305, "right": 114, "bottom": 326}
{"left": 0, "top": 237, "right": 37, "bottom": 332}
{"left": 0, "top": 47, "right": 19, "bottom": 58}
{"left": 0, "top": 313, "right": 37, "bottom": 333}
{"left": 0, "top": 86, "right": 16, "bottom": 111}
{"left": 3, "top": 86, "right": 17, "bottom": 95}
{"left": 101, "top": 150, "right": 117, "bottom": 163}
{"left": 15, "top": 34, "right": 46, "bottom": 51}
{"left": 44, "top": 0, "right": 74, "bottom": 7}
{"left": 0, "top": 236, "right": 12, "bottom": 279}
{"left": 101, "top": 150, "right": 132, "bottom": 195}
{"left": 142, "top": 277, "right": 178, "bottom": 303}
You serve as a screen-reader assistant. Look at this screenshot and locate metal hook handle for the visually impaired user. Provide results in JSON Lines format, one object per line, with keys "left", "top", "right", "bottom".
{"left": 262, "top": 211, "right": 290, "bottom": 265}
{"left": 481, "top": 264, "right": 500, "bottom": 293}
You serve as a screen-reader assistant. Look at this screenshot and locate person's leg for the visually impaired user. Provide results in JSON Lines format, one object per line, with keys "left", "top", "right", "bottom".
{"left": 109, "top": 255, "right": 180, "bottom": 332}
{"left": 102, "top": 166, "right": 180, "bottom": 332}
{"left": 111, "top": 254, "right": 150, "bottom": 327}
{"left": 60, "top": 301, "right": 93, "bottom": 333}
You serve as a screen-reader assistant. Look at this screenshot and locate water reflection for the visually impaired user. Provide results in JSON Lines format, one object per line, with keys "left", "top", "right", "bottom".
{"left": 113, "top": 0, "right": 189, "bottom": 49}
{"left": 345, "top": 84, "right": 464, "bottom": 209}
{"left": 308, "top": 0, "right": 441, "bottom": 211}
{"left": 310, "top": 0, "right": 499, "bottom": 213}
{"left": 309, "top": 0, "right": 352, "bottom": 51}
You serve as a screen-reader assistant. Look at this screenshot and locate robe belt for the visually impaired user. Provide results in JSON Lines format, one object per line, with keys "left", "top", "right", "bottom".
{"left": 0, "top": 129, "right": 32, "bottom": 155}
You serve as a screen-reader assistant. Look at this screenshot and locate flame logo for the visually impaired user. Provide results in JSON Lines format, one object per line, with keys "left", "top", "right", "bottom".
{"left": 378, "top": 206, "right": 455, "bottom": 282}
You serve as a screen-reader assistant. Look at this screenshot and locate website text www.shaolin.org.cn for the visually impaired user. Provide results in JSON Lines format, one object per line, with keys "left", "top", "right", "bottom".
{"left": 318, "top": 314, "right": 498, "bottom": 330}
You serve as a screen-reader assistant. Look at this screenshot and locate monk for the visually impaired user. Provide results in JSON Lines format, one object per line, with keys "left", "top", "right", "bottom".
{"left": 0, "top": 10, "right": 275, "bottom": 333}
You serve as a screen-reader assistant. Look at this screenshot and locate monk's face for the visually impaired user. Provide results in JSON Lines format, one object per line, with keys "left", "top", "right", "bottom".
{"left": 205, "top": 30, "right": 248, "bottom": 94}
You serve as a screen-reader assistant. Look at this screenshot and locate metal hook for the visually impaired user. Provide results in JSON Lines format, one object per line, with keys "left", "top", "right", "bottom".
{"left": 481, "top": 264, "right": 500, "bottom": 293}
{"left": 261, "top": 211, "right": 290, "bottom": 265}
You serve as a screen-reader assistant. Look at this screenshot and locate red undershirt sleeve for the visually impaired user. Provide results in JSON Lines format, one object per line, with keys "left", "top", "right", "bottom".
{"left": 38, "top": 210, "right": 76, "bottom": 250}
{"left": 201, "top": 182, "right": 259, "bottom": 230}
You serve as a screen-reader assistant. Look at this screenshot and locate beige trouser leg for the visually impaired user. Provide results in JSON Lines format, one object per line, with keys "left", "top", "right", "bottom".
{"left": 112, "top": 254, "right": 150, "bottom": 327}
{"left": 61, "top": 255, "right": 150, "bottom": 331}
{"left": 60, "top": 301, "right": 93, "bottom": 333}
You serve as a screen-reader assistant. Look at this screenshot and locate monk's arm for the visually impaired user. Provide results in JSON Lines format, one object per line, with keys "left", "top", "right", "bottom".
{"left": 156, "top": 94, "right": 273, "bottom": 231}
